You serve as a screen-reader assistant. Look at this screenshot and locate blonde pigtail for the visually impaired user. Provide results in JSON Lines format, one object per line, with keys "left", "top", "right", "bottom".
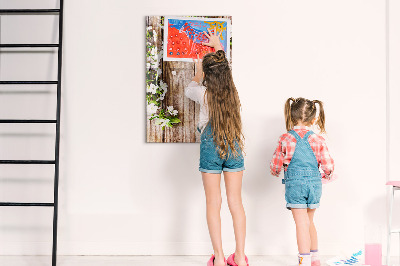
{"left": 313, "top": 100, "right": 326, "bottom": 133}
{"left": 285, "top": 98, "right": 295, "bottom": 131}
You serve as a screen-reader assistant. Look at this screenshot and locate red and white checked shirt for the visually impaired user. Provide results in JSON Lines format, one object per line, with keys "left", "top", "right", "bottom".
{"left": 270, "top": 126, "right": 334, "bottom": 179}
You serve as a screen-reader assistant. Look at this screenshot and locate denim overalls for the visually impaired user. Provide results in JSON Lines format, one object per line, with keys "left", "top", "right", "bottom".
{"left": 283, "top": 130, "right": 322, "bottom": 210}
{"left": 198, "top": 124, "right": 245, "bottom": 174}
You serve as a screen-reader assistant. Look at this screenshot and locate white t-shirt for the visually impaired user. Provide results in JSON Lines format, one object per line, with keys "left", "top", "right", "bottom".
{"left": 184, "top": 80, "right": 209, "bottom": 133}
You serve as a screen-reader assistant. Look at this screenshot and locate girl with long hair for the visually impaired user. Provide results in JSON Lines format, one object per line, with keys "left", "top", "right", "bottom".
{"left": 185, "top": 29, "right": 248, "bottom": 266}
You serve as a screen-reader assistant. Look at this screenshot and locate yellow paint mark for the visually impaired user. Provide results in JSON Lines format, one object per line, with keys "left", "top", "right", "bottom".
{"left": 204, "top": 21, "right": 227, "bottom": 40}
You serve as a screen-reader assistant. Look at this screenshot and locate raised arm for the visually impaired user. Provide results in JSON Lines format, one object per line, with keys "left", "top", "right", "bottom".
{"left": 192, "top": 27, "right": 225, "bottom": 84}
{"left": 192, "top": 54, "right": 203, "bottom": 84}
{"left": 186, "top": 28, "right": 223, "bottom": 101}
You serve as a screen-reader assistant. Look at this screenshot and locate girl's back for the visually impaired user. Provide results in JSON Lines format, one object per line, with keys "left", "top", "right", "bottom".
{"left": 270, "top": 126, "right": 334, "bottom": 179}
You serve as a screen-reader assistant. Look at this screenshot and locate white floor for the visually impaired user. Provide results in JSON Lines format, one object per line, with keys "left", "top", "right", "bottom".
{"left": 0, "top": 255, "right": 334, "bottom": 266}
{"left": 0, "top": 255, "right": 397, "bottom": 266}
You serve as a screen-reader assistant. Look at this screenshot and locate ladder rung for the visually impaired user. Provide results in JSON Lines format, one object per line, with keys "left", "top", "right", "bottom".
{"left": 0, "top": 9, "right": 60, "bottom": 14}
{"left": 0, "top": 119, "right": 56, "bottom": 123}
{"left": 0, "top": 202, "right": 54, "bottom": 207}
{"left": 0, "top": 81, "right": 58, "bottom": 84}
{"left": 0, "top": 160, "right": 55, "bottom": 164}
{"left": 0, "top": 44, "right": 59, "bottom": 48}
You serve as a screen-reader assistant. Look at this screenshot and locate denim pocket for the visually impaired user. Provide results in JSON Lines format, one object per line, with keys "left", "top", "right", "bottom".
{"left": 285, "top": 181, "right": 303, "bottom": 203}
{"left": 200, "top": 140, "right": 216, "bottom": 157}
{"left": 312, "top": 182, "right": 322, "bottom": 201}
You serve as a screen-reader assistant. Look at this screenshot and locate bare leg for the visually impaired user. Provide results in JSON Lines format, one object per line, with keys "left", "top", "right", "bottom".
{"left": 224, "top": 171, "right": 247, "bottom": 266}
{"left": 291, "top": 208, "right": 311, "bottom": 254}
{"left": 202, "top": 172, "right": 225, "bottom": 266}
{"left": 307, "top": 209, "right": 318, "bottom": 251}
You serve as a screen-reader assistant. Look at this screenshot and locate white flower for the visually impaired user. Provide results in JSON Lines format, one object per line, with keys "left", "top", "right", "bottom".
{"left": 159, "top": 80, "right": 168, "bottom": 93}
{"left": 146, "top": 62, "right": 150, "bottom": 69}
{"left": 146, "top": 26, "right": 152, "bottom": 31}
{"left": 158, "top": 49, "right": 163, "bottom": 60}
{"left": 171, "top": 71, "right": 176, "bottom": 76}
{"left": 155, "top": 118, "right": 169, "bottom": 127}
{"left": 147, "top": 103, "right": 159, "bottom": 115}
{"left": 158, "top": 95, "right": 165, "bottom": 101}
{"left": 153, "top": 30, "right": 158, "bottom": 41}
{"left": 147, "top": 56, "right": 159, "bottom": 69}
{"left": 147, "top": 47, "right": 159, "bottom": 68}
{"left": 157, "top": 68, "right": 162, "bottom": 77}
{"left": 150, "top": 47, "right": 157, "bottom": 57}
{"left": 147, "top": 83, "right": 158, "bottom": 94}
{"left": 161, "top": 118, "right": 169, "bottom": 127}
{"left": 166, "top": 106, "right": 178, "bottom": 116}
{"left": 152, "top": 60, "right": 159, "bottom": 69}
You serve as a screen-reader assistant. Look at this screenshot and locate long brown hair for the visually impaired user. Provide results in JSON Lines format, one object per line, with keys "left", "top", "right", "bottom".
{"left": 202, "top": 50, "right": 244, "bottom": 158}
{"left": 284, "top": 97, "right": 326, "bottom": 133}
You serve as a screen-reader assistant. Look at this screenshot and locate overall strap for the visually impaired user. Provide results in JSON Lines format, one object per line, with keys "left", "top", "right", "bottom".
{"left": 303, "top": 130, "right": 314, "bottom": 140}
{"left": 288, "top": 130, "right": 301, "bottom": 141}
{"left": 284, "top": 129, "right": 320, "bottom": 181}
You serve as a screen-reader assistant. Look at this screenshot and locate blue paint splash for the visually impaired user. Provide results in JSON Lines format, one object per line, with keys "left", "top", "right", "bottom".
{"left": 168, "top": 18, "right": 228, "bottom": 51}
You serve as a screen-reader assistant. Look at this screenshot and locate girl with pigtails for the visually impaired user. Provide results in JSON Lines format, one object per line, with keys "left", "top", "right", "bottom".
{"left": 270, "top": 98, "right": 335, "bottom": 266}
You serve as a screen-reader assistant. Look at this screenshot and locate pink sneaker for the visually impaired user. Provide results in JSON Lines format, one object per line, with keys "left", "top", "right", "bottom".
{"left": 227, "top": 253, "right": 249, "bottom": 266}
{"left": 311, "top": 260, "right": 321, "bottom": 266}
{"left": 207, "top": 254, "right": 227, "bottom": 266}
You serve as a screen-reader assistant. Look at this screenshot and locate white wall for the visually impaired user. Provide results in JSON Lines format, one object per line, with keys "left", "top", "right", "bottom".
{"left": 0, "top": 0, "right": 390, "bottom": 257}
{"left": 388, "top": 0, "right": 400, "bottom": 258}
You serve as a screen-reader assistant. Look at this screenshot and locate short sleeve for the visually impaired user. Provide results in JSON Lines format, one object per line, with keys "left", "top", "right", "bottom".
{"left": 184, "top": 81, "right": 206, "bottom": 104}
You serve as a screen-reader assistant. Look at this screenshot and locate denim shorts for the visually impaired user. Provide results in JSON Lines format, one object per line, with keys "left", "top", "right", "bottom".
{"left": 199, "top": 126, "right": 245, "bottom": 174}
{"left": 285, "top": 178, "right": 322, "bottom": 209}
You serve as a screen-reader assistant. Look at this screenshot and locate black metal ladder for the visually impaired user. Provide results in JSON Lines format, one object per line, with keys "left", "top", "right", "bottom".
{"left": 0, "top": 2, "right": 63, "bottom": 266}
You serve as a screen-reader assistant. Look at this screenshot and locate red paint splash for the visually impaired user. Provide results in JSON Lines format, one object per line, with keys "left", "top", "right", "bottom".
{"left": 167, "top": 26, "right": 215, "bottom": 59}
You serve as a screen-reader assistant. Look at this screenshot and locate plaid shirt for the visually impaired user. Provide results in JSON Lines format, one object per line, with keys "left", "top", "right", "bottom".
{"left": 270, "top": 126, "right": 334, "bottom": 179}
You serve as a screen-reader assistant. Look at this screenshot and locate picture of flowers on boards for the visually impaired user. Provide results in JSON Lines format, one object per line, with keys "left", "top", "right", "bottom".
{"left": 146, "top": 16, "right": 232, "bottom": 143}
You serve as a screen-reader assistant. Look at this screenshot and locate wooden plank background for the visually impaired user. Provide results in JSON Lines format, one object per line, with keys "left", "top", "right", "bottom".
{"left": 146, "top": 16, "right": 232, "bottom": 143}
